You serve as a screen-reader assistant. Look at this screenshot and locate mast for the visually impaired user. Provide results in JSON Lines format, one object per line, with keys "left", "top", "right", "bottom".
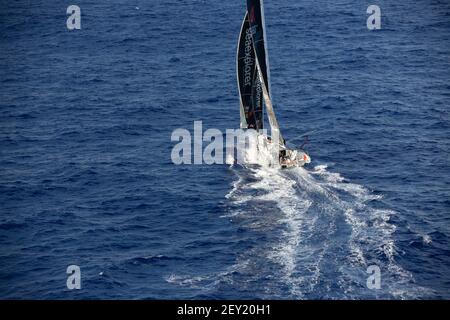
{"left": 259, "top": 0, "right": 271, "bottom": 98}
{"left": 246, "top": 0, "right": 284, "bottom": 146}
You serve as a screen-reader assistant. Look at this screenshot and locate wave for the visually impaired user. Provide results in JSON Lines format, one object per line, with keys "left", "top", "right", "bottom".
{"left": 225, "top": 161, "right": 433, "bottom": 298}
{"left": 168, "top": 136, "right": 432, "bottom": 299}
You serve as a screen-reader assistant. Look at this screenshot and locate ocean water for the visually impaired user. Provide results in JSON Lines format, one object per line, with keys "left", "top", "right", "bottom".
{"left": 0, "top": 0, "right": 449, "bottom": 299}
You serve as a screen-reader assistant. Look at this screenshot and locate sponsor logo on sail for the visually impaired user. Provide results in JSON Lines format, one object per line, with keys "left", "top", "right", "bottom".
{"left": 254, "top": 76, "right": 262, "bottom": 110}
{"left": 244, "top": 27, "right": 256, "bottom": 87}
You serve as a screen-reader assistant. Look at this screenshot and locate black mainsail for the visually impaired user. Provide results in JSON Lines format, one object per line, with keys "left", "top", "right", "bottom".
{"left": 237, "top": 12, "right": 264, "bottom": 131}
{"left": 246, "top": 0, "right": 271, "bottom": 96}
{"left": 237, "top": 0, "right": 284, "bottom": 146}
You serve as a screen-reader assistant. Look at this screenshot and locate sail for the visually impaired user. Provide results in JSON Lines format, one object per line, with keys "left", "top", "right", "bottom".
{"left": 237, "top": 12, "right": 264, "bottom": 130}
{"left": 246, "top": 0, "right": 285, "bottom": 146}
{"left": 246, "top": 0, "right": 271, "bottom": 96}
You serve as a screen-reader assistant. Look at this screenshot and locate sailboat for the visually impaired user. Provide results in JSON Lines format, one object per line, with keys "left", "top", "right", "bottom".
{"left": 237, "top": 0, "right": 311, "bottom": 168}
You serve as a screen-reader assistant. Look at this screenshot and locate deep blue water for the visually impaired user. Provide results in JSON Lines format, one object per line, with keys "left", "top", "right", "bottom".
{"left": 0, "top": 0, "right": 449, "bottom": 299}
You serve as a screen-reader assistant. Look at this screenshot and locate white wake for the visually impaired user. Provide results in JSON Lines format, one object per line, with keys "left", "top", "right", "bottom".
{"left": 222, "top": 136, "right": 431, "bottom": 299}
{"left": 167, "top": 134, "right": 431, "bottom": 299}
